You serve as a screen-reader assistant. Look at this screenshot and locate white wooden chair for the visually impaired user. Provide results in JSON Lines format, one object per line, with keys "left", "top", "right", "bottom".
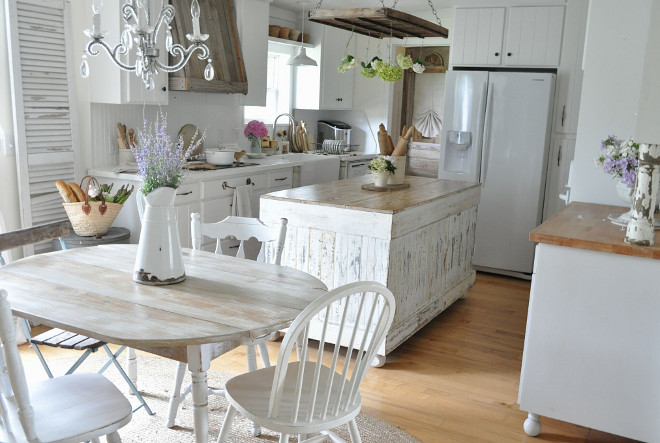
{"left": 217, "top": 281, "right": 396, "bottom": 443}
{"left": 0, "top": 220, "right": 153, "bottom": 416}
{"left": 166, "top": 213, "right": 288, "bottom": 434}
{"left": 0, "top": 289, "right": 133, "bottom": 442}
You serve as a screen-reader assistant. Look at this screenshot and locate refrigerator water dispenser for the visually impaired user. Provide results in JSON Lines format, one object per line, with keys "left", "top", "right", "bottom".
{"left": 444, "top": 131, "right": 472, "bottom": 173}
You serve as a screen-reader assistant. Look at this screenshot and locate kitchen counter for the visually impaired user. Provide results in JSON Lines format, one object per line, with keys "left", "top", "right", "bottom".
{"left": 518, "top": 202, "right": 660, "bottom": 441}
{"left": 260, "top": 175, "right": 481, "bottom": 365}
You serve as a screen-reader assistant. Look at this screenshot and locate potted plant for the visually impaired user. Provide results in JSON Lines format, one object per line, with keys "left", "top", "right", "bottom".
{"left": 369, "top": 156, "right": 397, "bottom": 187}
{"left": 244, "top": 120, "right": 268, "bottom": 155}
{"left": 130, "top": 110, "right": 204, "bottom": 285}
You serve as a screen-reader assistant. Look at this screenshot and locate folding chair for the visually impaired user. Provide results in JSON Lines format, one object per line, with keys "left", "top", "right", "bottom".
{"left": 0, "top": 219, "right": 153, "bottom": 415}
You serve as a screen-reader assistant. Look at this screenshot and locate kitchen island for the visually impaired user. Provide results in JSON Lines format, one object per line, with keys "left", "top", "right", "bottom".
{"left": 518, "top": 202, "right": 660, "bottom": 441}
{"left": 260, "top": 175, "right": 481, "bottom": 365}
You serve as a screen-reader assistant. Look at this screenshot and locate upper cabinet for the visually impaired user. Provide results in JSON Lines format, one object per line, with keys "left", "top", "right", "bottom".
{"left": 294, "top": 22, "right": 354, "bottom": 110}
{"left": 236, "top": 0, "right": 269, "bottom": 106}
{"left": 451, "top": 5, "right": 565, "bottom": 68}
{"left": 85, "top": 0, "right": 168, "bottom": 105}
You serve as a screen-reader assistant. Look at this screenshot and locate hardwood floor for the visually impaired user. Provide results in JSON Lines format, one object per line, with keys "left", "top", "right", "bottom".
{"left": 18, "top": 272, "right": 637, "bottom": 442}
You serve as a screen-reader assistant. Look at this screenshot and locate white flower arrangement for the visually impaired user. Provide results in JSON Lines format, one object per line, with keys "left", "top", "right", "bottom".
{"left": 369, "top": 156, "right": 397, "bottom": 174}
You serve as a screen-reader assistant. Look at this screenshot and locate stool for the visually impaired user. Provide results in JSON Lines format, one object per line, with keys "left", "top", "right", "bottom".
{"left": 58, "top": 226, "right": 130, "bottom": 249}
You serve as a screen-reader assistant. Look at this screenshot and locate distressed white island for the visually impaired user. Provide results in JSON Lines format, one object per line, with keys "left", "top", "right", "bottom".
{"left": 260, "top": 175, "right": 481, "bottom": 365}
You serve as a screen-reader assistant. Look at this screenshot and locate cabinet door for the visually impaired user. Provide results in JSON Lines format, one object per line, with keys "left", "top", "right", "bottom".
{"left": 237, "top": 0, "right": 269, "bottom": 106}
{"left": 320, "top": 26, "right": 354, "bottom": 109}
{"left": 505, "top": 6, "right": 564, "bottom": 67}
{"left": 451, "top": 7, "right": 505, "bottom": 67}
{"left": 175, "top": 200, "right": 200, "bottom": 249}
{"left": 542, "top": 136, "right": 575, "bottom": 221}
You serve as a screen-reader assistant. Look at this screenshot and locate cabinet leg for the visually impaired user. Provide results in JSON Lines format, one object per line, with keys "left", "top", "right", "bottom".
{"left": 523, "top": 412, "right": 542, "bottom": 436}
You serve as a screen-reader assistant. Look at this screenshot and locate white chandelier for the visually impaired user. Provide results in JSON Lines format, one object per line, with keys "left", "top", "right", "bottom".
{"left": 81, "top": 0, "right": 214, "bottom": 90}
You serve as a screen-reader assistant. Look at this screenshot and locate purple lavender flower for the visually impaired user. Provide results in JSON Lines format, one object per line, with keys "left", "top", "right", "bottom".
{"left": 130, "top": 111, "right": 205, "bottom": 194}
{"left": 595, "top": 135, "right": 639, "bottom": 188}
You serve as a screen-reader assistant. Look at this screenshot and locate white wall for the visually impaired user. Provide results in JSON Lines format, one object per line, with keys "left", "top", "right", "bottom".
{"left": 0, "top": 2, "right": 21, "bottom": 235}
{"left": 570, "top": 0, "right": 653, "bottom": 204}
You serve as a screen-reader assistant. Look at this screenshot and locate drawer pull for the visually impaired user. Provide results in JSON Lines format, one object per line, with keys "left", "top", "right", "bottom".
{"left": 222, "top": 178, "right": 254, "bottom": 190}
{"left": 274, "top": 177, "right": 288, "bottom": 181}
{"left": 177, "top": 191, "right": 192, "bottom": 196}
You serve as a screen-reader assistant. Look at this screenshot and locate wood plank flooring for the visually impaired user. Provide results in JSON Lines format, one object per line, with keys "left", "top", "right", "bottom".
{"left": 18, "top": 272, "right": 638, "bottom": 442}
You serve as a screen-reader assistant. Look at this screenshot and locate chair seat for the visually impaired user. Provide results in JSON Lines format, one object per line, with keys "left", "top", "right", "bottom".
{"left": 7, "top": 373, "right": 132, "bottom": 442}
{"left": 30, "top": 328, "right": 104, "bottom": 350}
{"left": 225, "top": 361, "right": 361, "bottom": 435}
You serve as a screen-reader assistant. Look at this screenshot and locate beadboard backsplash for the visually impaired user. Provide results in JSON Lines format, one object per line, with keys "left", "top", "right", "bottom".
{"left": 90, "top": 92, "right": 244, "bottom": 168}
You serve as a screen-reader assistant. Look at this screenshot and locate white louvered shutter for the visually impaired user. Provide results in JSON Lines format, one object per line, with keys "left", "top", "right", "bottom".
{"left": 6, "top": 0, "right": 80, "bottom": 254}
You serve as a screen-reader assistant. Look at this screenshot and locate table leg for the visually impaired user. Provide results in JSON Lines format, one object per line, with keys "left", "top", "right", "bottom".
{"left": 187, "top": 344, "right": 210, "bottom": 443}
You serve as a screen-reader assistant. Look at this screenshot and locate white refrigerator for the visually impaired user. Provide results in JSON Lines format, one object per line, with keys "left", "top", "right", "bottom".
{"left": 438, "top": 71, "right": 555, "bottom": 276}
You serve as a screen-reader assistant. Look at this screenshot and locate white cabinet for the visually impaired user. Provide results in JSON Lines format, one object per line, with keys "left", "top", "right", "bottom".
{"left": 542, "top": 135, "right": 575, "bottom": 221}
{"left": 174, "top": 183, "right": 200, "bottom": 249}
{"left": 236, "top": 0, "right": 269, "bottom": 106}
{"left": 451, "top": 7, "right": 505, "bottom": 67}
{"left": 85, "top": 0, "right": 168, "bottom": 105}
{"left": 451, "top": 5, "right": 565, "bottom": 68}
{"left": 294, "top": 22, "right": 354, "bottom": 110}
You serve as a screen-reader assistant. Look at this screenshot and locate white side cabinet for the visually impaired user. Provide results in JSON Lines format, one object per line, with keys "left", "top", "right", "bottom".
{"left": 294, "top": 22, "right": 354, "bottom": 110}
{"left": 451, "top": 5, "right": 565, "bottom": 68}
{"left": 84, "top": 0, "right": 168, "bottom": 105}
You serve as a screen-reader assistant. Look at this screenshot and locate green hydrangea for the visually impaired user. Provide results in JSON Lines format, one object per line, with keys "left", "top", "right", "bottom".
{"left": 360, "top": 56, "right": 381, "bottom": 78}
{"left": 397, "top": 54, "right": 413, "bottom": 70}
{"left": 376, "top": 63, "right": 403, "bottom": 82}
{"left": 337, "top": 55, "right": 357, "bottom": 73}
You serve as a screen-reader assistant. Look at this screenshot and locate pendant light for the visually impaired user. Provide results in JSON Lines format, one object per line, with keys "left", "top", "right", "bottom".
{"left": 287, "top": 1, "right": 317, "bottom": 66}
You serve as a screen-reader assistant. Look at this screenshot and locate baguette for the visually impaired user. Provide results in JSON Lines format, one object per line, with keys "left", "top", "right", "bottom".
{"left": 55, "top": 180, "right": 77, "bottom": 203}
{"left": 68, "top": 182, "right": 86, "bottom": 202}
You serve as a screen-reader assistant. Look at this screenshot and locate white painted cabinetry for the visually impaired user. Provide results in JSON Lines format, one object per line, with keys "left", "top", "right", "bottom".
{"left": 451, "top": 5, "right": 565, "bottom": 68}
{"left": 236, "top": 0, "right": 269, "bottom": 106}
{"left": 84, "top": 0, "right": 168, "bottom": 105}
{"left": 294, "top": 22, "right": 354, "bottom": 110}
{"left": 542, "top": 136, "right": 575, "bottom": 221}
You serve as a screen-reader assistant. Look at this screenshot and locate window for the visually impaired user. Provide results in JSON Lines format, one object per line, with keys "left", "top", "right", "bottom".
{"left": 244, "top": 47, "right": 292, "bottom": 124}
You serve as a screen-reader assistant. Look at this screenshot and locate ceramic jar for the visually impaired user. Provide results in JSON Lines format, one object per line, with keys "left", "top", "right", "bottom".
{"left": 372, "top": 171, "right": 391, "bottom": 187}
{"left": 134, "top": 187, "right": 185, "bottom": 285}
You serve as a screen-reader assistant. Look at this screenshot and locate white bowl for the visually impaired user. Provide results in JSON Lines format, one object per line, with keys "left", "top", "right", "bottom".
{"left": 204, "top": 150, "right": 235, "bottom": 165}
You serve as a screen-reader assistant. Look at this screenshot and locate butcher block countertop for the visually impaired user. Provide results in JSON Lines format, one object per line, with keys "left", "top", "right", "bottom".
{"left": 261, "top": 175, "right": 480, "bottom": 214}
{"left": 530, "top": 201, "right": 660, "bottom": 260}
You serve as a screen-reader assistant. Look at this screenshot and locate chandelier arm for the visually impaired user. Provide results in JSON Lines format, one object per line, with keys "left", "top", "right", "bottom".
{"left": 121, "top": 2, "right": 139, "bottom": 27}
{"left": 155, "top": 43, "right": 209, "bottom": 73}
{"left": 87, "top": 39, "right": 136, "bottom": 72}
{"left": 153, "top": 5, "right": 175, "bottom": 43}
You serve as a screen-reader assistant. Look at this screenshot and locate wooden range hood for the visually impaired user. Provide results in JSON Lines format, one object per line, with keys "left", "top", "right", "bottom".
{"left": 168, "top": 0, "right": 247, "bottom": 94}
{"left": 308, "top": 8, "right": 449, "bottom": 39}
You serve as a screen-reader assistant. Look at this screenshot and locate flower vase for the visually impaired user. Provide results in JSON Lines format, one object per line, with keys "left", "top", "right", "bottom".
{"left": 250, "top": 137, "right": 262, "bottom": 155}
{"left": 372, "top": 171, "right": 390, "bottom": 187}
{"left": 134, "top": 187, "right": 185, "bottom": 285}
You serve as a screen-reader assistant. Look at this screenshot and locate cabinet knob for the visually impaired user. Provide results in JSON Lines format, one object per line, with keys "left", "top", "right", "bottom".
{"left": 494, "top": 52, "right": 500, "bottom": 56}
{"left": 161, "top": 86, "right": 167, "bottom": 92}
{"left": 336, "top": 98, "right": 343, "bottom": 102}
{"left": 507, "top": 52, "right": 512, "bottom": 57}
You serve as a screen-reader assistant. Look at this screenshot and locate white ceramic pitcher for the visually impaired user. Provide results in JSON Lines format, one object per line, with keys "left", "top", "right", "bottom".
{"left": 133, "top": 187, "right": 185, "bottom": 285}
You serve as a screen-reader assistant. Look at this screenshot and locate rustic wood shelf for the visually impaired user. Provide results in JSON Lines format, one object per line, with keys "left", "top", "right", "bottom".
{"left": 308, "top": 8, "right": 449, "bottom": 39}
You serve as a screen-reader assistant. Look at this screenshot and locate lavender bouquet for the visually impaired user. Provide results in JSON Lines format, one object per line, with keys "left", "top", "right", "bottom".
{"left": 131, "top": 111, "right": 204, "bottom": 194}
{"left": 595, "top": 135, "right": 639, "bottom": 187}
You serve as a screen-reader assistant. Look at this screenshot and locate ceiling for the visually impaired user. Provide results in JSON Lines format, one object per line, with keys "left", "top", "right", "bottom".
{"left": 271, "top": 0, "right": 454, "bottom": 13}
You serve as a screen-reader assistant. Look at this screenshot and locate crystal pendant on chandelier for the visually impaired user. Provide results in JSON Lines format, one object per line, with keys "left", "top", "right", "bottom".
{"left": 80, "top": 54, "right": 89, "bottom": 78}
{"left": 204, "top": 59, "right": 215, "bottom": 81}
{"left": 121, "top": 27, "right": 133, "bottom": 49}
{"left": 165, "top": 27, "right": 173, "bottom": 52}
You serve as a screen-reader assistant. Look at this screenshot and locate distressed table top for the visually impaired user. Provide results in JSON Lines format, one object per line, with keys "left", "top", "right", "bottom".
{"left": 262, "top": 175, "right": 480, "bottom": 214}
{"left": 530, "top": 202, "right": 660, "bottom": 260}
{"left": 0, "top": 244, "right": 327, "bottom": 347}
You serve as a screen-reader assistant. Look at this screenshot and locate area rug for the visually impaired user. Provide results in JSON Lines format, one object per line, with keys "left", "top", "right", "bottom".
{"left": 42, "top": 354, "right": 420, "bottom": 443}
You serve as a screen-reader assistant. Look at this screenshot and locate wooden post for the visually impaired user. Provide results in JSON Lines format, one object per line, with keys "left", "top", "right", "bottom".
{"left": 625, "top": 143, "right": 660, "bottom": 246}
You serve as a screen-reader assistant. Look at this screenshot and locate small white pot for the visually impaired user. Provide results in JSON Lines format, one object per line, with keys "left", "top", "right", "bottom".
{"left": 372, "top": 171, "right": 391, "bottom": 187}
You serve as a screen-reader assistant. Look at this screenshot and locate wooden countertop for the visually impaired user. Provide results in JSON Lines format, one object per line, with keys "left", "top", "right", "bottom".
{"left": 530, "top": 202, "right": 660, "bottom": 260}
{"left": 261, "top": 175, "right": 480, "bottom": 214}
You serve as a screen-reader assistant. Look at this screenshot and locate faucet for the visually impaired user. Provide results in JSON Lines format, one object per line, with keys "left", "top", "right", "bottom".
{"left": 272, "top": 113, "right": 296, "bottom": 153}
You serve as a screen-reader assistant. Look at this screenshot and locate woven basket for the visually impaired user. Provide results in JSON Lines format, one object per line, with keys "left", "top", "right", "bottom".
{"left": 62, "top": 176, "right": 123, "bottom": 237}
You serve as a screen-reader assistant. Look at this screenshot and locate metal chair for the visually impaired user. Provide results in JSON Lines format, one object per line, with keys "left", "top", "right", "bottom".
{"left": 217, "top": 281, "right": 396, "bottom": 443}
{"left": 166, "top": 213, "right": 287, "bottom": 435}
{"left": 0, "top": 288, "right": 132, "bottom": 442}
{"left": 0, "top": 220, "right": 153, "bottom": 415}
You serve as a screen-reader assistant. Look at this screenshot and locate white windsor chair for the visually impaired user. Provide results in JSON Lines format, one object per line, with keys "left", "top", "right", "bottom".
{"left": 0, "top": 289, "right": 132, "bottom": 442}
{"left": 217, "top": 281, "right": 396, "bottom": 443}
{"left": 166, "top": 213, "right": 288, "bottom": 435}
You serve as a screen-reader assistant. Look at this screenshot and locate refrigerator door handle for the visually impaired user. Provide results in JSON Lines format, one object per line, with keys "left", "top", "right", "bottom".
{"left": 479, "top": 83, "right": 495, "bottom": 185}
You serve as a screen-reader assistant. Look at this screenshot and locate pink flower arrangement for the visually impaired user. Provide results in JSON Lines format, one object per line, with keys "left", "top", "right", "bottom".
{"left": 244, "top": 120, "right": 268, "bottom": 141}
